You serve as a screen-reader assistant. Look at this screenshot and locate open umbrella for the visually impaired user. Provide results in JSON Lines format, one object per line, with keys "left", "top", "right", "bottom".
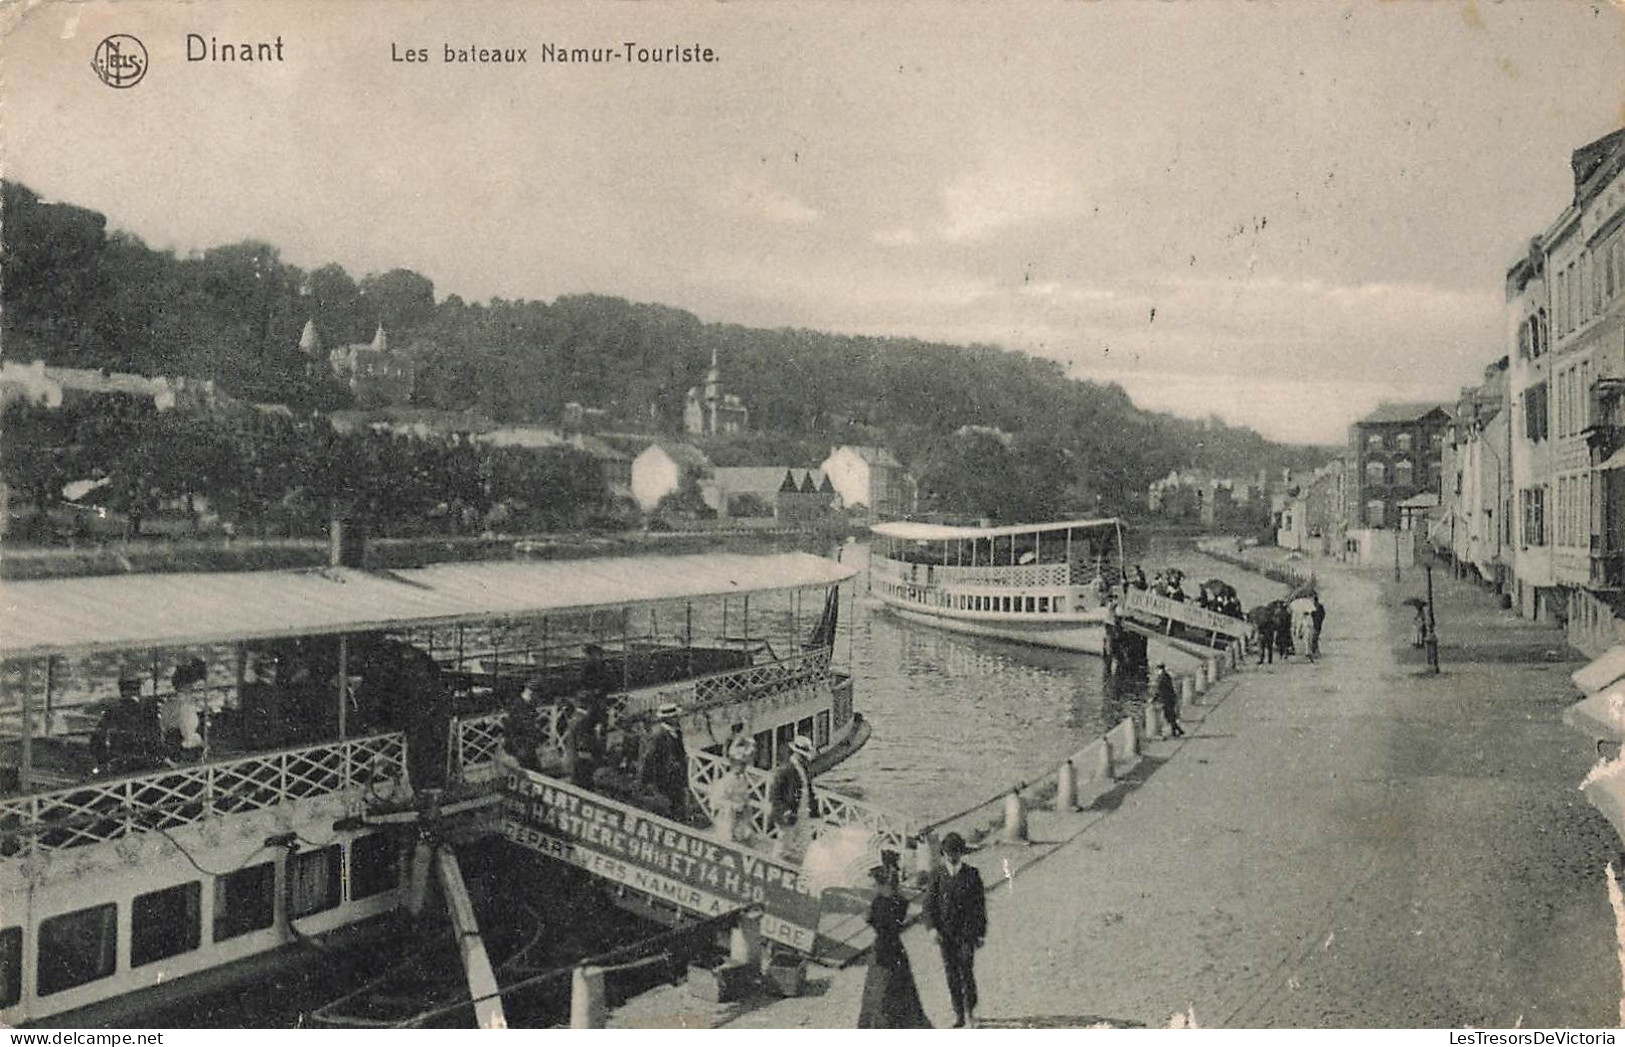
{"left": 1564, "top": 683, "right": 1625, "bottom": 743}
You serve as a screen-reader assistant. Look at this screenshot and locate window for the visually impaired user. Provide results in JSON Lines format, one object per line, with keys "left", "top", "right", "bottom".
{"left": 796, "top": 716, "right": 814, "bottom": 746}
{"left": 214, "top": 862, "right": 276, "bottom": 942}
{"left": 1521, "top": 486, "right": 1546, "bottom": 547}
{"left": 1365, "top": 461, "right": 1386, "bottom": 486}
{"left": 1395, "top": 433, "right": 1413, "bottom": 453}
{"left": 753, "top": 730, "right": 773, "bottom": 771}
{"left": 1366, "top": 433, "right": 1384, "bottom": 451}
{"left": 0, "top": 927, "right": 20, "bottom": 1009}
{"left": 1366, "top": 500, "right": 1387, "bottom": 528}
{"left": 814, "top": 711, "right": 830, "bottom": 749}
{"left": 1524, "top": 383, "right": 1549, "bottom": 442}
{"left": 1038, "top": 596, "right": 1050, "bottom": 613}
{"left": 1394, "top": 460, "right": 1414, "bottom": 488}
{"left": 37, "top": 904, "right": 117, "bottom": 997}
{"left": 349, "top": 834, "right": 400, "bottom": 902}
{"left": 132, "top": 882, "right": 200, "bottom": 967}
{"left": 288, "top": 846, "right": 343, "bottom": 920}
{"left": 1024, "top": 597, "right": 1036, "bottom": 613}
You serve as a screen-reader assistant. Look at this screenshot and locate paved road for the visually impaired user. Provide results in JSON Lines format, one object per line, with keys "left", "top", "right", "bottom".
{"left": 617, "top": 555, "right": 1618, "bottom": 1029}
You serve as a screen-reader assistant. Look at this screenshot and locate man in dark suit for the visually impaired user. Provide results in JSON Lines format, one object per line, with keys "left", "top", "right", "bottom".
{"left": 923, "top": 832, "right": 987, "bottom": 1028}
{"left": 768, "top": 735, "right": 818, "bottom": 859}
{"left": 638, "top": 702, "right": 689, "bottom": 820}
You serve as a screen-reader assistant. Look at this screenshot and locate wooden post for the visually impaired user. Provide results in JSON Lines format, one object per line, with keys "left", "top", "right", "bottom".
{"left": 43, "top": 656, "right": 55, "bottom": 737}
{"left": 336, "top": 635, "right": 349, "bottom": 739}
{"left": 19, "top": 675, "right": 33, "bottom": 795}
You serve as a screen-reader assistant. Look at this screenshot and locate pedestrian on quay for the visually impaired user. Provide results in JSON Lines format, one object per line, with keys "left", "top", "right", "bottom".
{"left": 858, "top": 850, "right": 930, "bottom": 1029}
{"left": 923, "top": 831, "right": 987, "bottom": 1029}
{"left": 1153, "top": 662, "right": 1184, "bottom": 737}
{"left": 1310, "top": 593, "right": 1326, "bottom": 657}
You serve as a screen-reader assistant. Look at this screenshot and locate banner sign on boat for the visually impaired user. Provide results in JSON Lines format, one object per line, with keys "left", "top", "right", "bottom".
{"left": 500, "top": 769, "right": 823, "bottom": 952}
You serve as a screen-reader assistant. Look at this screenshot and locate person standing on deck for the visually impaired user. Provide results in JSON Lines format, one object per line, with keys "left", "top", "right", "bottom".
{"left": 768, "top": 735, "right": 818, "bottom": 860}
{"left": 923, "top": 832, "right": 987, "bottom": 1028}
{"left": 503, "top": 677, "right": 549, "bottom": 771}
{"left": 161, "top": 658, "right": 209, "bottom": 762}
{"left": 638, "top": 702, "right": 690, "bottom": 820}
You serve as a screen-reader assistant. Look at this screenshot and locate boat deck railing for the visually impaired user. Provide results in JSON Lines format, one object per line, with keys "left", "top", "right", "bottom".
{"left": 872, "top": 557, "right": 1087, "bottom": 589}
{"left": 0, "top": 731, "right": 409, "bottom": 859}
{"left": 687, "top": 747, "right": 915, "bottom": 852}
{"left": 449, "top": 647, "right": 838, "bottom": 784}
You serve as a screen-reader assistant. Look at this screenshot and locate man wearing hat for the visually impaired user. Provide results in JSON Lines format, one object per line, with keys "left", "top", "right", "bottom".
{"left": 923, "top": 832, "right": 986, "bottom": 1028}
{"left": 93, "top": 671, "right": 161, "bottom": 773}
{"left": 769, "top": 735, "right": 818, "bottom": 860}
{"left": 638, "top": 702, "right": 689, "bottom": 820}
{"left": 1153, "top": 662, "right": 1184, "bottom": 738}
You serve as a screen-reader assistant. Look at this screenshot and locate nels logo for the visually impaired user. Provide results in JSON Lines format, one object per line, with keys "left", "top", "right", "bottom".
{"left": 92, "top": 34, "right": 148, "bottom": 88}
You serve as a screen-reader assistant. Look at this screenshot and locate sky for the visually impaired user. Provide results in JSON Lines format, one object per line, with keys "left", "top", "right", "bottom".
{"left": 5, "top": 0, "right": 1624, "bottom": 445}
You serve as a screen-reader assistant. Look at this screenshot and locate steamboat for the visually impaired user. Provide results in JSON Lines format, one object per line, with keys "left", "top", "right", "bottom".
{"left": 0, "top": 549, "right": 881, "bottom": 1026}
{"left": 868, "top": 518, "right": 1128, "bottom": 655}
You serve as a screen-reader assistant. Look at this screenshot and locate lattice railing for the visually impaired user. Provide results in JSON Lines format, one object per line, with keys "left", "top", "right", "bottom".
{"left": 688, "top": 748, "right": 914, "bottom": 851}
{"left": 0, "top": 732, "right": 408, "bottom": 859}
{"left": 620, "top": 647, "right": 832, "bottom": 720}
{"left": 451, "top": 710, "right": 518, "bottom": 783}
{"left": 874, "top": 558, "right": 1075, "bottom": 589}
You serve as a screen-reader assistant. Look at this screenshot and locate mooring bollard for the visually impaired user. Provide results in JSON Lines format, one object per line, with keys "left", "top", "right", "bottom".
{"left": 729, "top": 916, "right": 762, "bottom": 968}
{"left": 1145, "top": 698, "right": 1163, "bottom": 739}
{"left": 1207, "top": 658, "right": 1221, "bottom": 685}
{"left": 1181, "top": 675, "right": 1197, "bottom": 707}
{"left": 1124, "top": 715, "right": 1139, "bottom": 757}
{"left": 1056, "top": 758, "right": 1078, "bottom": 811}
{"left": 1193, "top": 666, "right": 1209, "bottom": 697}
{"left": 1002, "top": 789, "right": 1029, "bottom": 844}
{"left": 1093, "top": 739, "right": 1113, "bottom": 781}
{"left": 1229, "top": 642, "right": 1240, "bottom": 669}
{"left": 571, "top": 965, "right": 607, "bottom": 1029}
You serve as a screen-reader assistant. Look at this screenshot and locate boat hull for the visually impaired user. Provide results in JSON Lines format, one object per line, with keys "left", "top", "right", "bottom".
{"left": 878, "top": 597, "right": 1107, "bottom": 655}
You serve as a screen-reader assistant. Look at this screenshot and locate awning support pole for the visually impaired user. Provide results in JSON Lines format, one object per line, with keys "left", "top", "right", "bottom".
{"left": 336, "top": 635, "right": 349, "bottom": 740}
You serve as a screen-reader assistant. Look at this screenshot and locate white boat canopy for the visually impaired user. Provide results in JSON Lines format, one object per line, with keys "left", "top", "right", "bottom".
{"left": 0, "top": 552, "right": 856, "bottom": 661}
{"left": 871, "top": 517, "right": 1121, "bottom": 542}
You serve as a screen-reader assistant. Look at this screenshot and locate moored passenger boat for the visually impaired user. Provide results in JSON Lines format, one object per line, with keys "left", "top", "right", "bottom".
{"left": 868, "top": 518, "right": 1127, "bottom": 655}
{"left": 0, "top": 551, "right": 872, "bottom": 1026}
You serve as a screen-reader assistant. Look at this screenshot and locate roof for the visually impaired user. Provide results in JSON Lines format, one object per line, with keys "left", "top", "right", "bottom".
{"left": 872, "top": 517, "right": 1120, "bottom": 542}
{"left": 1357, "top": 402, "right": 1454, "bottom": 426}
{"left": 833, "top": 445, "right": 903, "bottom": 469}
{"left": 0, "top": 553, "right": 856, "bottom": 662}
{"left": 709, "top": 467, "right": 824, "bottom": 498}
{"left": 641, "top": 442, "right": 712, "bottom": 469}
{"left": 1396, "top": 492, "right": 1441, "bottom": 509}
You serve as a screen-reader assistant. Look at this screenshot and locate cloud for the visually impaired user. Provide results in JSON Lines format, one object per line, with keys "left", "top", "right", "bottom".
{"left": 715, "top": 175, "right": 821, "bottom": 227}
{"left": 872, "top": 227, "right": 920, "bottom": 247}
{"left": 939, "top": 157, "right": 1084, "bottom": 243}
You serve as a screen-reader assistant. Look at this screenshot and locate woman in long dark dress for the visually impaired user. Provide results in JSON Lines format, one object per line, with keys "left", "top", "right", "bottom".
{"left": 858, "top": 851, "right": 931, "bottom": 1028}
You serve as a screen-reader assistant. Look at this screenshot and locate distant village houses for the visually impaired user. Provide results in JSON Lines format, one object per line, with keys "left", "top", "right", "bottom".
{"left": 820, "top": 445, "right": 916, "bottom": 520}
{"left": 0, "top": 358, "right": 225, "bottom": 414}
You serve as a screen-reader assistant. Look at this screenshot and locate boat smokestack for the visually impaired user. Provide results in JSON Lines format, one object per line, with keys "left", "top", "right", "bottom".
{"left": 329, "top": 511, "right": 369, "bottom": 568}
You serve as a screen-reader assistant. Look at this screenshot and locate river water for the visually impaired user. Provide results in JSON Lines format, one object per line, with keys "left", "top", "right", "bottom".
{"left": 815, "top": 539, "right": 1232, "bottom": 827}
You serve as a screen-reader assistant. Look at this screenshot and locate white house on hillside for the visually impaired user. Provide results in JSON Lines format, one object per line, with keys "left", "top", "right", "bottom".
{"left": 631, "top": 442, "right": 712, "bottom": 511}
{"left": 820, "top": 445, "right": 915, "bottom": 520}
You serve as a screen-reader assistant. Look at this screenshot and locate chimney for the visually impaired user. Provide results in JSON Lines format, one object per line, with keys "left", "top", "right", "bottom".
{"left": 329, "top": 511, "right": 369, "bottom": 568}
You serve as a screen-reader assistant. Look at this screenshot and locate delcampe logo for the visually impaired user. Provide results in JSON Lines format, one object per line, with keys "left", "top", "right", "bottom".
{"left": 92, "top": 34, "right": 148, "bottom": 88}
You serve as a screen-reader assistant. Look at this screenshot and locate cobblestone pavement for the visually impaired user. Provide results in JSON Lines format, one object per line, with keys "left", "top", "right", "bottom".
{"left": 614, "top": 553, "right": 1618, "bottom": 1029}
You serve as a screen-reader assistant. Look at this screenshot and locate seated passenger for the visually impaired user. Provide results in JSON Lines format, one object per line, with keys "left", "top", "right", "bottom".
{"left": 161, "top": 658, "right": 209, "bottom": 762}
{"left": 92, "top": 672, "right": 163, "bottom": 774}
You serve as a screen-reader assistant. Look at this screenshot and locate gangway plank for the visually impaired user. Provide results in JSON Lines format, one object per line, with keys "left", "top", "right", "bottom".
{"left": 1116, "top": 590, "right": 1252, "bottom": 652}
